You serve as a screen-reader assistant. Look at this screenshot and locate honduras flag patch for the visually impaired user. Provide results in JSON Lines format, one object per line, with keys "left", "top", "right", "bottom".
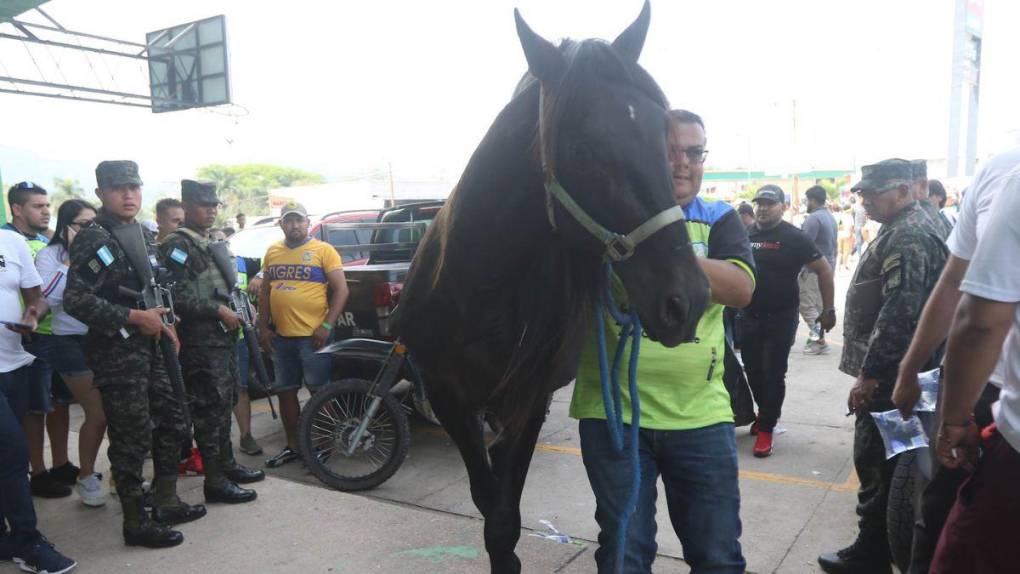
{"left": 96, "top": 246, "right": 115, "bottom": 266}
{"left": 170, "top": 248, "right": 188, "bottom": 265}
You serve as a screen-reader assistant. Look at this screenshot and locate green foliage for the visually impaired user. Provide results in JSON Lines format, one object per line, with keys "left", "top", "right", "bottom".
{"left": 816, "top": 178, "right": 840, "bottom": 201}
{"left": 50, "top": 177, "right": 87, "bottom": 209}
{"left": 195, "top": 164, "right": 325, "bottom": 226}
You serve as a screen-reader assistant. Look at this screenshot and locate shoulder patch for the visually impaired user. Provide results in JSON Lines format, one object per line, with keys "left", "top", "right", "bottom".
{"left": 170, "top": 248, "right": 188, "bottom": 265}
{"left": 88, "top": 259, "right": 102, "bottom": 274}
{"left": 96, "top": 245, "right": 115, "bottom": 267}
{"left": 881, "top": 253, "right": 902, "bottom": 274}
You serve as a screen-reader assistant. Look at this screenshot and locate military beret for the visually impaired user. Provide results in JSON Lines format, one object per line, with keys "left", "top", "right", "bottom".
{"left": 96, "top": 160, "right": 142, "bottom": 189}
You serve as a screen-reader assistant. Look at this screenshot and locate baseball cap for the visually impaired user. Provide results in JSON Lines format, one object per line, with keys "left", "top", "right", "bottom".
{"left": 279, "top": 201, "right": 308, "bottom": 218}
{"left": 752, "top": 185, "right": 785, "bottom": 204}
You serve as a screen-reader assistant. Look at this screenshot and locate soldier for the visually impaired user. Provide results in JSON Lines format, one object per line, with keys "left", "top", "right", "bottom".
{"left": 910, "top": 159, "right": 952, "bottom": 240}
{"left": 64, "top": 161, "right": 206, "bottom": 548}
{"left": 818, "top": 159, "right": 949, "bottom": 574}
{"left": 159, "top": 180, "right": 263, "bottom": 505}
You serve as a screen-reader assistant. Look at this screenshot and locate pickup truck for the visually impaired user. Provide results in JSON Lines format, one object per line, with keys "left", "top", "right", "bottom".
{"left": 324, "top": 201, "right": 444, "bottom": 342}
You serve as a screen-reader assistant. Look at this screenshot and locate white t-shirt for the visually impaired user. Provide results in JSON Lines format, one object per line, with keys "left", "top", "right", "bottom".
{"left": 947, "top": 147, "right": 1020, "bottom": 387}
{"left": 0, "top": 229, "right": 42, "bottom": 373}
{"left": 35, "top": 244, "right": 88, "bottom": 336}
{"left": 960, "top": 168, "right": 1020, "bottom": 453}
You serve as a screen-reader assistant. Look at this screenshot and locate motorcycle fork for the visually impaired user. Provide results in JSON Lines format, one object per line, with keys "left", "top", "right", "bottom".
{"left": 344, "top": 342, "right": 408, "bottom": 456}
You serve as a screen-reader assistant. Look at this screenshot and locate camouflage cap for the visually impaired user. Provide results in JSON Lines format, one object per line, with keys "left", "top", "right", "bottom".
{"left": 181, "top": 179, "right": 219, "bottom": 205}
{"left": 95, "top": 160, "right": 143, "bottom": 189}
{"left": 910, "top": 159, "right": 927, "bottom": 180}
{"left": 279, "top": 201, "right": 308, "bottom": 218}
{"left": 851, "top": 158, "right": 913, "bottom": 193}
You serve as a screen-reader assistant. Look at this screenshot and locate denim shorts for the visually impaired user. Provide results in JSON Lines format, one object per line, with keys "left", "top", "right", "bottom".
{"left": 271, "top": 336, "right": 332, "bottom": 392}
{"left": 50, "top": 334, "right": 92, "bottom": 379}
{"left": 23, "top": 335, "right": 53, "bottom": 415}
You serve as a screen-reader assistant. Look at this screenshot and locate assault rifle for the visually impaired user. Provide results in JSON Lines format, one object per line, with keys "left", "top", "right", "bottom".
{"left": 110, "top": 223, "right": 192, "bottom": 435}
{"left": 209, "top": 241, "right": 278, "bottom": 419}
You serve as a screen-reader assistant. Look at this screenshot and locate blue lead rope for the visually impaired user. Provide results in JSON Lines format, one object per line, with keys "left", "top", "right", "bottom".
{"left": 595, "top": 264, "right": 642, "bottom": 574}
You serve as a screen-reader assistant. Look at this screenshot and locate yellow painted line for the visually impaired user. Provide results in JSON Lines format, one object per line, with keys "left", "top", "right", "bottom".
{"left": 417, "top": 426, "right": 861, "bottom": 493}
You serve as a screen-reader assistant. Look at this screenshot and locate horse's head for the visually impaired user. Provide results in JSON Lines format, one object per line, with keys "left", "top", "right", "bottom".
{"left": 515, "top": 2, "right": 710, "bottom": 347}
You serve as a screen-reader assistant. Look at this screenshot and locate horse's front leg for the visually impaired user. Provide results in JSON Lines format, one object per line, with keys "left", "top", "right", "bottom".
{"left": 485, "top": 392, "right": 550, "bottom": 574}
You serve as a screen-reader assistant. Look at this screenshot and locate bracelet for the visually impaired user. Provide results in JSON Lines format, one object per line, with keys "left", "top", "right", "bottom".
{"left": 823, "top": 308, "right": 836, "bottom": 314}
{"left": 321, "top": 321, "right": 334, "bottom": 331}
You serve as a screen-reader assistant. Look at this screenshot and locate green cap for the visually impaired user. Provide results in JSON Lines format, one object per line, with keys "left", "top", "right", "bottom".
{"left": 181, "top": 179, "right": 219, "bottom": 205}
{"left": 95, "top": 160, "right": 143, "bottom": 188}
{"left": 851, "top": 159, "right": 913, "bottom": 193}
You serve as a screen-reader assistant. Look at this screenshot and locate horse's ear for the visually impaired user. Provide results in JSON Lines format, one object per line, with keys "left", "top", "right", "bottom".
{"left": 612, "top": 0, "right": 650, "bottom": 63}
{"left": 514, "top": 8, "right": 566, "bottom": 85}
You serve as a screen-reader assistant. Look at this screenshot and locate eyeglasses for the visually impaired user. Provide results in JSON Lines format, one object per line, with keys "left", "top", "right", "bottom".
{"left": 68, "top": 219, "right": 92, "bottom": 231}
{"left": 12, "top": 181, "right": 40, "bottom": 190}
{"left": 671, "top": 147, "right": 709, "bottom": 165}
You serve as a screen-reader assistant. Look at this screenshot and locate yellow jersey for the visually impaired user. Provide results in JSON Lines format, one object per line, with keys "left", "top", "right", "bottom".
{"left": 262, "top": 238, "right": 343, "bottom": 337}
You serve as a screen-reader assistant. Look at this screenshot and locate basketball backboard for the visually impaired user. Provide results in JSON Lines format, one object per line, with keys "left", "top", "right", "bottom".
{"left": 146, "top": 15, "right": 230, "bottom": 113}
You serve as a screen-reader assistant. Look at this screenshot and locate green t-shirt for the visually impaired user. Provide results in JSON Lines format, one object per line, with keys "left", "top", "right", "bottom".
{"left": 569, "top": 197, "right": 755, "bottom": 430}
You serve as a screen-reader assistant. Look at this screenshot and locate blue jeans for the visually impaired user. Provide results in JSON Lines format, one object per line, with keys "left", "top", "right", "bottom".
{"left": 579, "top": 419, "right": 745, "bottom": 574}
{"left": 271, "top": 336, "right": 331, "bottom": 392}
{"left": 0, "top": 367, "right": 41, "bottom": 551}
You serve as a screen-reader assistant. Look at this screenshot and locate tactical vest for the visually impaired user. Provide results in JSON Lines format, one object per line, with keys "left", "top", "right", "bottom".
{"left": 174, "top": 227, "right": 232, "bottom": 300}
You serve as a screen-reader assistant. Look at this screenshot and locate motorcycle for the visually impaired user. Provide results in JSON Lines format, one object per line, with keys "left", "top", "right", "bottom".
{"left": 298, "top": 338, "right": 433, "bottom": 491}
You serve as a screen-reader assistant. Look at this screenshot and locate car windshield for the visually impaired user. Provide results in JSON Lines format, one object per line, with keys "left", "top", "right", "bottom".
{"left": 227, "top": 225, "right": 283, "bottom": 259}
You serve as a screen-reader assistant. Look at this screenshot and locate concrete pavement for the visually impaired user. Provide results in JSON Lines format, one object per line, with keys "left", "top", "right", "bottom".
{"left": 11, "top": 270, "right": 870, "bottom": 573}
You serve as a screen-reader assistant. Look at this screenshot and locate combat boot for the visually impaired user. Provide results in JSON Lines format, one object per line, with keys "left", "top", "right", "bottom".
{"left": 204, "top": 481, "right": 257, "bottom": 504}
{"left": 150, "top": 475, "right": 207, "bottom": 526}
{"left": 818, "top": 535, "right": 892, "bottom": 574}
{"left": 122, "top": 496, "right": 183, "bottom": 548}
{"left": 224, "top": 463, "right": 265, "bottom": 484}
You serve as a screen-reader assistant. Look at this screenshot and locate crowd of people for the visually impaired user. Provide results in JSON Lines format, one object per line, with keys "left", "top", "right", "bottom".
{"left": 0, "top": 162, "right": 347, "bottom": 573}
{"left": 0, "top": 113, "right": 1016, "bottom": 574}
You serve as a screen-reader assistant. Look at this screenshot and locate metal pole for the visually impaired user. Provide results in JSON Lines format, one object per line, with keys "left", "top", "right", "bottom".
{"left": 0, "top": 32, "right": 149, "bottom": 61}
{"left": 0, "top": 87, "right": 151, "bottom": 109}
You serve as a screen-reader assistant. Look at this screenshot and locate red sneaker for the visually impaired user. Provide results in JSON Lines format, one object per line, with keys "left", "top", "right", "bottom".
{"left": 749, "top": 415, "right": 760, "bottom": 436}
{"left": 753, "top": 431, "right": 773, "bottom": 458}
{"left": 177, "top": 448, "right": 205, "bottom": 476}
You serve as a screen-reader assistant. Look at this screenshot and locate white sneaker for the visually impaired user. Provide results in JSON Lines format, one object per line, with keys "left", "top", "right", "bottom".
{"left": 76, "top": 473, "right": 106, "bottom": 507}
{"left": 804, "top": 341, "right": 830, "bottom": 355}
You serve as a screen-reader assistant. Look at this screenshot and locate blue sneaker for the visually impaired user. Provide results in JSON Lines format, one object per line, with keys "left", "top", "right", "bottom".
{"left": 12, "top": 537, "right": 76, "bottom": 574}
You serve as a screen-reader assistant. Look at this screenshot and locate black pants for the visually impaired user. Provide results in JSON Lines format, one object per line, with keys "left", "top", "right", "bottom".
{"left": 738, "top": 307, "right": 799, "bottom": 432}
{"left": 908, "top": 383, "right": 1001, "bottom": 574}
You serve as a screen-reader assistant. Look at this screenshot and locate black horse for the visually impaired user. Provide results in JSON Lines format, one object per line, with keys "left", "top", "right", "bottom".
{"left": 394, "top": 3, "right": 710, "bottom": 571}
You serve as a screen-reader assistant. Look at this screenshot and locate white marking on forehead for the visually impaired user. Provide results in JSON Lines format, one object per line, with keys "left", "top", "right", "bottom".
{"left": 628, "top": 104, "right": 636, "bottom": 120}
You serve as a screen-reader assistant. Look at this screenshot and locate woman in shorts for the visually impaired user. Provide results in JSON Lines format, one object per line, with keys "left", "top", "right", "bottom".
{"left": 35, "top": 198, "right": 107, "bottom": 507}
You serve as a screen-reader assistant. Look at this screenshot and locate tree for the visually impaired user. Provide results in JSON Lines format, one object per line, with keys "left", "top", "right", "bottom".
{"left": 195, "top": 164, "right": 325, "bottom": 226}
{"left": 50, "top": 177, "right": 87, "bottom": 210}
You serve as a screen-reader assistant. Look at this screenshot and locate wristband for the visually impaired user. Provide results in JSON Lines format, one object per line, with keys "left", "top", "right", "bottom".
{"left": 321, "top": 321, "right": 334, "bottom": 332}
{"left": 822, "top": 308, "right": 836, "bottom": 314}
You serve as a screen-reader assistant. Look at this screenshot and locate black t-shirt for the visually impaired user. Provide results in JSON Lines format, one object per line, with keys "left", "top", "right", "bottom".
{"left": 747, "top": 221, "right": 822, "bottom": 313}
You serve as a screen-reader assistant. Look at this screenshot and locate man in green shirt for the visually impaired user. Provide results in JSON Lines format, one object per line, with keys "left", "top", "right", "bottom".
{"left": 570, "top": 110, "right": 755, "bottom": 573}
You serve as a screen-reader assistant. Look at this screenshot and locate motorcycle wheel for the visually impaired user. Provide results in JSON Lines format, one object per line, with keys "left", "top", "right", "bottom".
{"left": 298, "top": 378, "right": 411, "bottom": 491}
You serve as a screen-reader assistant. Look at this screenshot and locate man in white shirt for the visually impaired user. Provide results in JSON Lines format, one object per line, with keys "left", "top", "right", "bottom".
{"left": 892, "top": 148, "right": 1020, "bottom": 573}
{"left": 0, "top": 228, "right": 77, "bottom": 573}
{"left": 928, "top": 163, "right": 1020, "bottom": 573}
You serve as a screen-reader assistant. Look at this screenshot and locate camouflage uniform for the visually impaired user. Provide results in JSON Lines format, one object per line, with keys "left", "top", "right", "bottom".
{"left": 62, "top": 166, "right": 189, "bottom": 508}
{"left": 911, "top": 159, "right": 952, "bottom": 241}
{"left": 839, "top": 160, "right": 949, "bottom": 558}
{"left": 158, "top": 181, "right": 240, "bottom": 488}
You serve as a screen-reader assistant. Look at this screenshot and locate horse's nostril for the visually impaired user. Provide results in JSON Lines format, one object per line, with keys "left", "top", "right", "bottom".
{"left": 665, "top": 295, "right": 688, "bottom": 327}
